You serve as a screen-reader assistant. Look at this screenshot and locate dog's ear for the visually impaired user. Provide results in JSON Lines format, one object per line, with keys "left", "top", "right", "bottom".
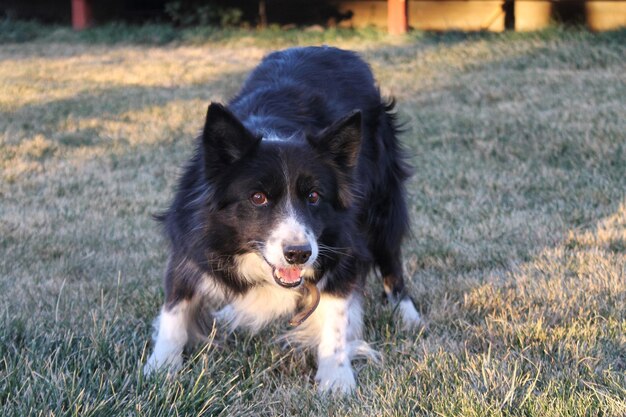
{"left": 311, "top": 110, "right": 362, "bottom": 170}
{"left": 309, "top": 110, "right": 362, "bottom": 208}
{"left": 202, "top": 103, "right": 260, "bottom": 172}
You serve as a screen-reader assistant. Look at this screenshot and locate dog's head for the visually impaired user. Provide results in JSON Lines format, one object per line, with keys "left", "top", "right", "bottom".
{"left": 200, "top": 103, "right": 362, "bottom": 289}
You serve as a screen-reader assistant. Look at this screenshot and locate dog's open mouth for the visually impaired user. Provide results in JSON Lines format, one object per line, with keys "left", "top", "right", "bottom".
{"left": 272, "top": 266, "right": 304, "bottom": 288}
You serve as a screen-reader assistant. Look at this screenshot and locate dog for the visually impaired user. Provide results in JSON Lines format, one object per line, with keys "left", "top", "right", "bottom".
{"left": 144, "top": 46, "right": 421, "bottom": 393}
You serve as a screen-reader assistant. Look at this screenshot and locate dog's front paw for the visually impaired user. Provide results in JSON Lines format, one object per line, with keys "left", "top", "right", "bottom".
{"left": 315, "top": 363, "right": 356, "bottom": 394}
{"left": 143, "top": 351, "right": 183, "bottom": 376}
{"left": 399, "top": 298, "right": 421, "bottom": 330}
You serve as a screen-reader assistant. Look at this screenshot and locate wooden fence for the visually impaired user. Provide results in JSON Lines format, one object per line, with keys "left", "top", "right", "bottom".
{"left": 335, "top": 0, "right": 626, "bottom": 32}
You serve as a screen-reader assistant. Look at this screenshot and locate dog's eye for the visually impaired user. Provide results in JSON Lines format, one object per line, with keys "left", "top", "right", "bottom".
{"left": 307, "top": 191, "right": 320, "bottom": 206}
{"left": 250, "top": 192, "right": 269, "bottom": 206}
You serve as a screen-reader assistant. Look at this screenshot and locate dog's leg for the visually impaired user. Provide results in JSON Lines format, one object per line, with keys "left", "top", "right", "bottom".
{"left": 365, "top": 108, "right": 421, "bottom": 330}
{"left": 381, "top": 254, "right": 421, "bottom": 329}
{"left": 144, "top": 300, "right": 190, "bottom": 375}
{"left": 368, "top": 182, "right": 421, "bottom": 329}
{"left": 313, "top": 294, "right": 361, "bottom": 394}
{"left": 379, "top": 254, "right": 421, "bottom": 330}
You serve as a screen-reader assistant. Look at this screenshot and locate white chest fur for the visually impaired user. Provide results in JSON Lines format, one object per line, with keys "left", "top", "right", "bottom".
{"left": 215, "top": 284, "right": 301, "bottom": 333}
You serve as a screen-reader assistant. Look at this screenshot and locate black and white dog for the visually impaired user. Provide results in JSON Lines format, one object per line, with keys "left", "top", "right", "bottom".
{"left": 144, "top": 46, "right": 420, "bottom": 393}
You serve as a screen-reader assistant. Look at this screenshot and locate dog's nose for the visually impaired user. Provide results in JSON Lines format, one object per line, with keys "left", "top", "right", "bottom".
{"left": 284, "top": 245, "right": 312, "bottom": 265}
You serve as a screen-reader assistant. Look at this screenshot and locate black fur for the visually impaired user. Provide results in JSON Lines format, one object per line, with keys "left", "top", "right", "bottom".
{"left": 159, "top": 46, "right": 411, "bottom": 311}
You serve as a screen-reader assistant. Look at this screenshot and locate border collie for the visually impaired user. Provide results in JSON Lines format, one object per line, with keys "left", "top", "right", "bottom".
{"left": 144, "top": 46, "right": 421, "bottom": 393}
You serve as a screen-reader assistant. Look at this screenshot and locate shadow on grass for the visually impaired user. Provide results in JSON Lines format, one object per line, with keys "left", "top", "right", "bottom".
{"left": 1, "top": 70, "right": 250, "bottom": 143}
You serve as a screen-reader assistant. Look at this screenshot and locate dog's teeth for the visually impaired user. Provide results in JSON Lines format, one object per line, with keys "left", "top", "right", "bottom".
{"left": 273, "top": 266, "right": 303, "bottom": 284}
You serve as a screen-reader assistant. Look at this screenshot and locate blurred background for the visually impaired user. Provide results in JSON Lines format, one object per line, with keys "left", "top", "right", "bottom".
{"left": 1, "top": 0, "right": 624, "bottom": 33}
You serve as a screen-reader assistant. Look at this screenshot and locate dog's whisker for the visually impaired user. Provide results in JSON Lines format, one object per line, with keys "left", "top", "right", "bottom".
{"left": 317, "top": 247, "right": 353, "bottom": 257}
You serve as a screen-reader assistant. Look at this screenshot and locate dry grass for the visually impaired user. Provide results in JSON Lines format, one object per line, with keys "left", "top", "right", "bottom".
{"left": 1, "top": 26, "right": 625, "bottom": 416}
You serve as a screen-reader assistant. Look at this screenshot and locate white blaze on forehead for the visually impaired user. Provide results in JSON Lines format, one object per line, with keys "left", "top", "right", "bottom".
{"left": 263, "top": 213, "right": 319, "bottom": 269}
{"left": 262, "top": 131, "right": 297, "bottom": 142}
{"left": 263, "top": 134, "right": 287, "bottom": 142}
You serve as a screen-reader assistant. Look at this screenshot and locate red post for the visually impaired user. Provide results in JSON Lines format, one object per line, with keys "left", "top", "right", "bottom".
{"left": 388, "top": 0, "right": 408, "bottom": 35}
{"left": 72, "top": 0, "right": 93, "bottom": 30}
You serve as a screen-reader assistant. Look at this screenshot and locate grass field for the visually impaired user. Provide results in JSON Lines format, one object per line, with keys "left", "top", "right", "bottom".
{"left": 1, "top": 24, "right": 625, "bottom": 416}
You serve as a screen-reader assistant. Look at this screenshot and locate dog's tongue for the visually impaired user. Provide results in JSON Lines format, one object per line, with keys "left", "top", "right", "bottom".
{"left": 276, "top": 267, "right": 302, "bottom": 283}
